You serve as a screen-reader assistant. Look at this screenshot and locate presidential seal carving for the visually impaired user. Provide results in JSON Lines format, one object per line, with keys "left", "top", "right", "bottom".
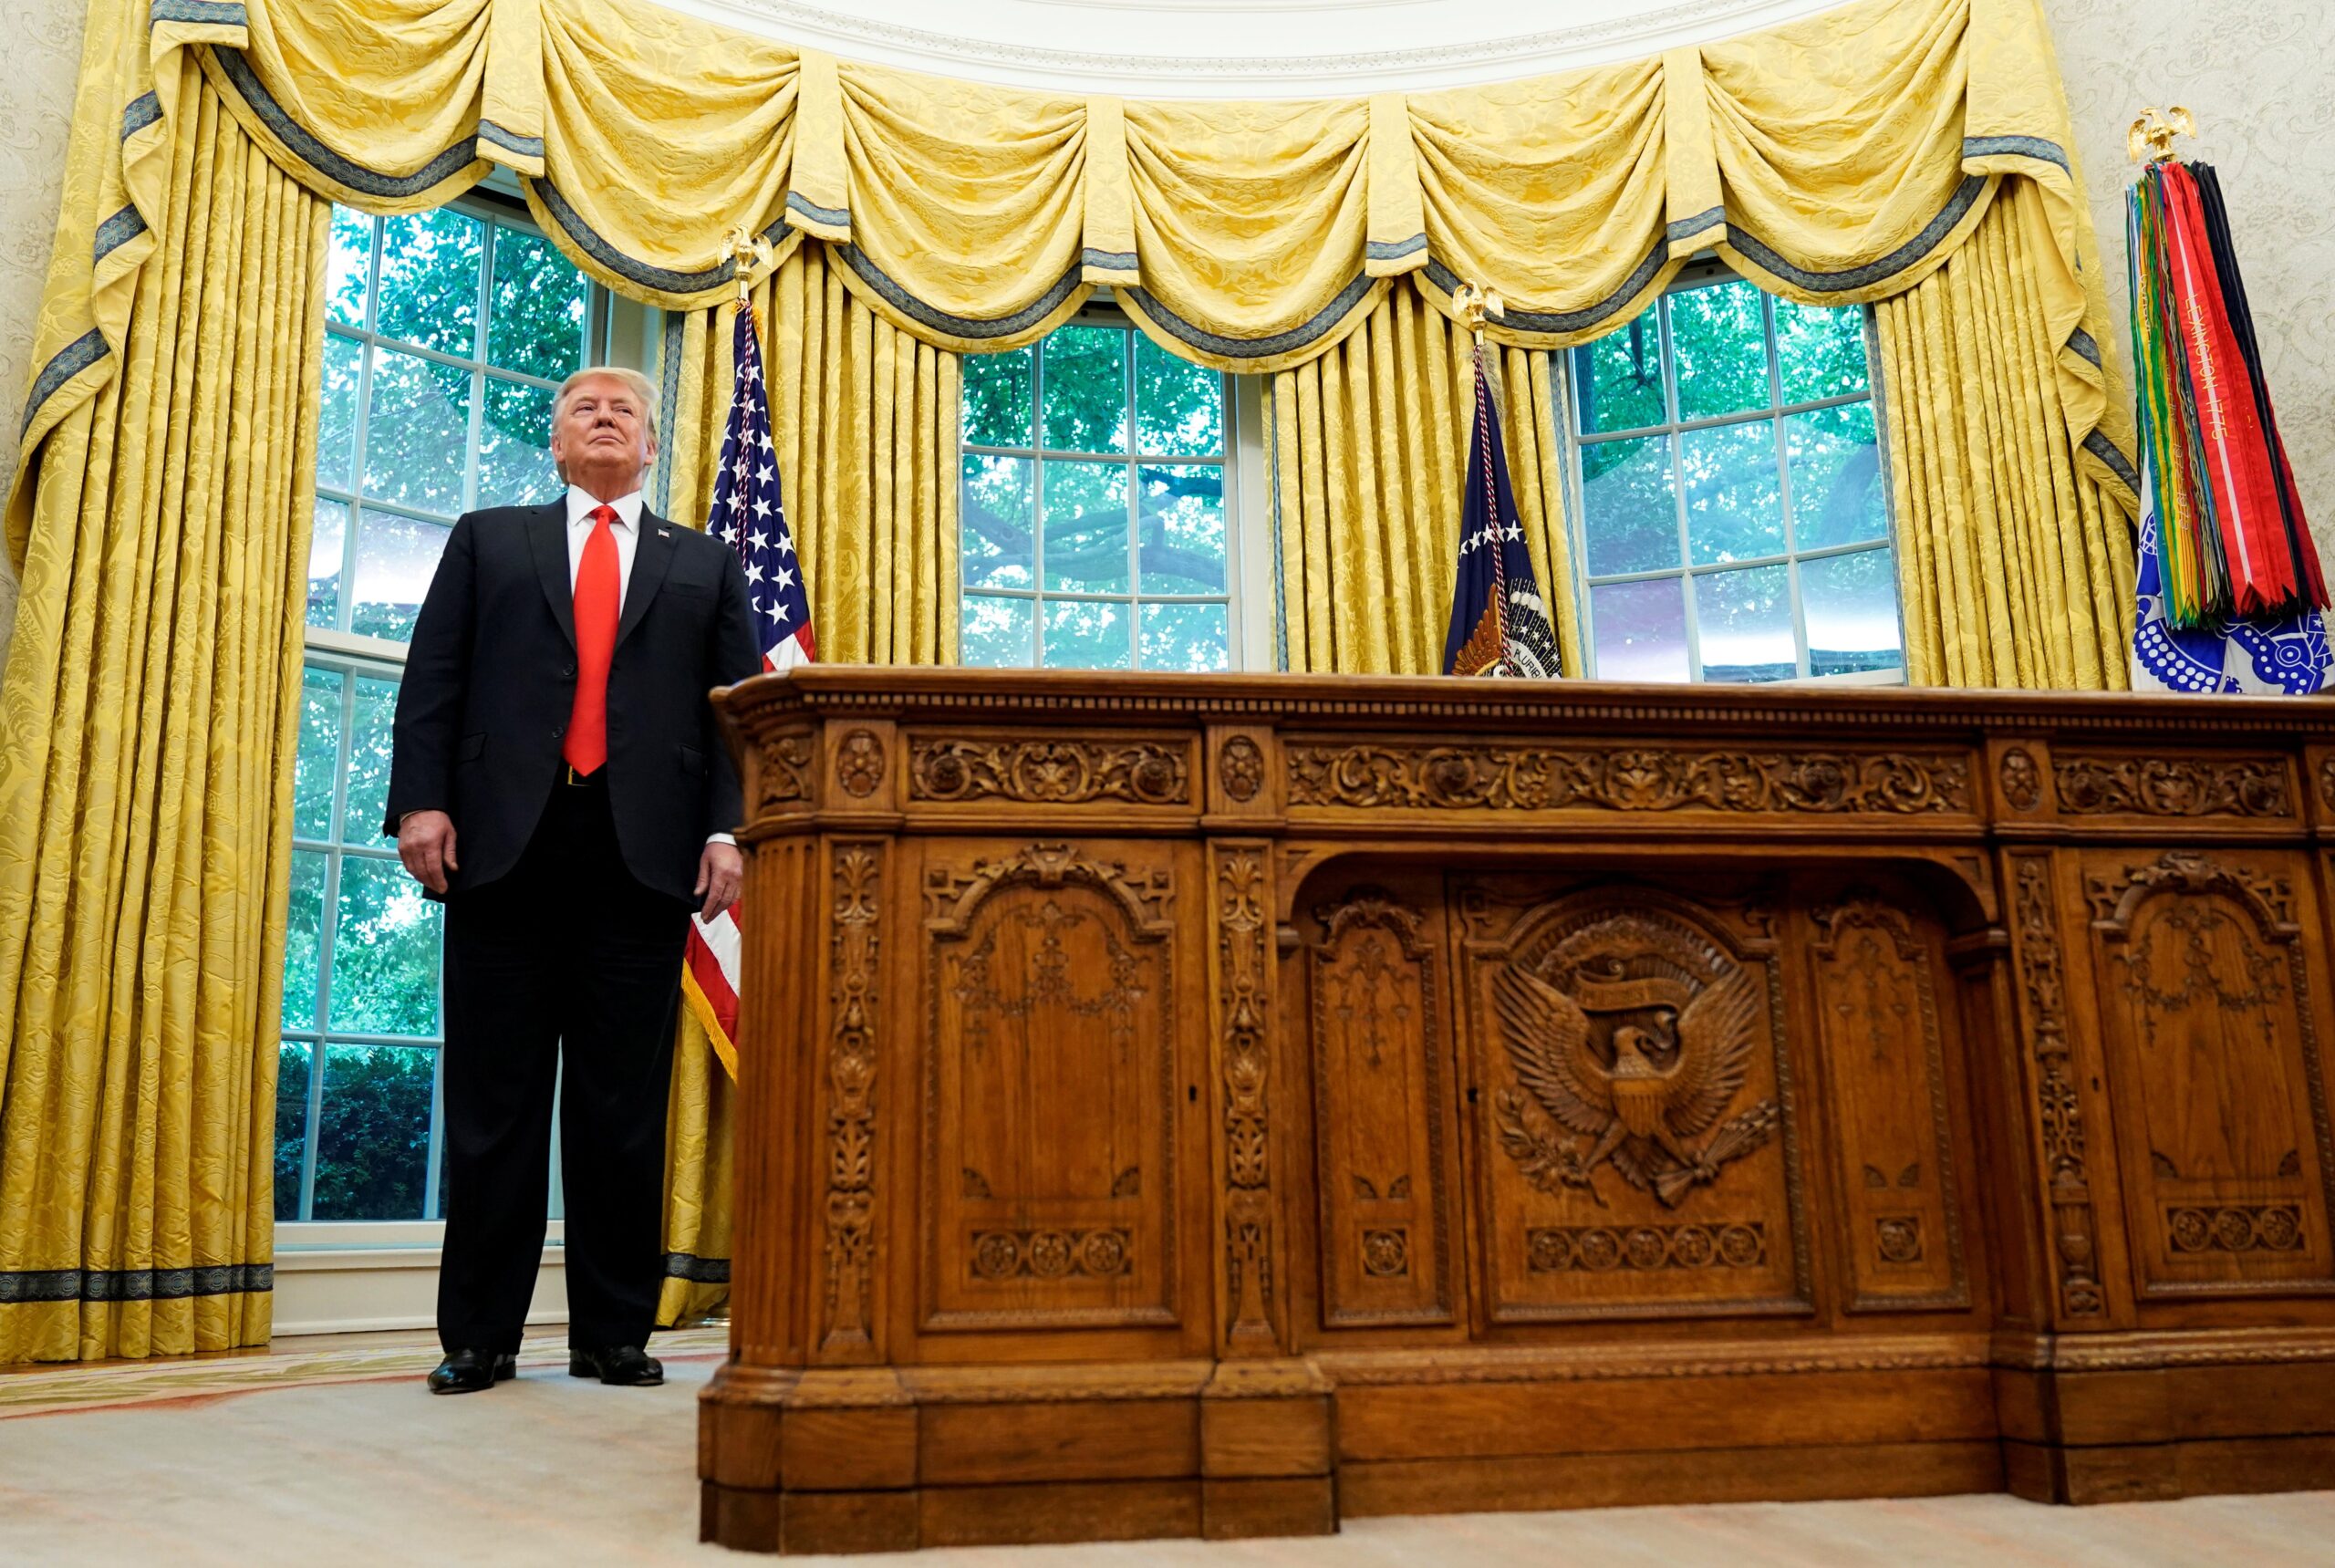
{"left": 1491, "top": 913, "right": 1780, "bottom": 1210}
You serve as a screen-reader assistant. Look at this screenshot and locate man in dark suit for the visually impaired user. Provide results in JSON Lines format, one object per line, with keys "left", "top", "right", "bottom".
{"left": 387, "top": 366, "right": 762, "bottom": 1395}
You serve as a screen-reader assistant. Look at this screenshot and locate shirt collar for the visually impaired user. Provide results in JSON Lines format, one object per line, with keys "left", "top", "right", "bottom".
{"left": 566, "top": 485, "right": 645, "bottom": 530}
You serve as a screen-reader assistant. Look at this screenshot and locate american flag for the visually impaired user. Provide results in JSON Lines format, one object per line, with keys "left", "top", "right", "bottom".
{"left": 1440, "top": 346, "right": 1559, "bottom": 679}
{"left": 682, "top": 304, "right": 814, "bottom": 1076}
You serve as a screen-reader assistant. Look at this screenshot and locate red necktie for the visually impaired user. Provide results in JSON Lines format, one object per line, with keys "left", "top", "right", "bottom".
{"left": 564, "top": 504, "right": 619, "bottom": 775}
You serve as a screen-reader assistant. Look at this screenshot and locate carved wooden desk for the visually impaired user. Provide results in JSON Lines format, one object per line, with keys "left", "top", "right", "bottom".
{"left": 699, "top": 670, "right": 2335, "bottom": 1554}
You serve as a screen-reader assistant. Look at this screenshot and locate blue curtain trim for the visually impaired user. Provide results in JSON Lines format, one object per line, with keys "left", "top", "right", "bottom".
{"left": 19, "top": 327, "right": 108, "bottom": 440}
{"left": 119, "top": 90, "right": 162, "bottom": 140}
{"left": 2083, "top": 428, "right": 2142, "bottom": 492}
{"left": 655, "top": 309, "right": 684, "bottom": 516}
{"left": 1666, "top": 206, "right": 1726, "bottom": 244}
{"left": 1424, "top": 249, "right": 1665, "bottom": 336}
{"left": 1267, "top": 377, "right": 1289, "bottom": 670}
{"left": 476, "top": 120, "right": 545, "bottom": 160}
{"left": 150, "top": 0, "right": 245, "bottom": 26}
{"left": 840, "top": 244, "right": 1084, "bottom": 341}
{"left": 1962, "top": 133, "right": 2071, "bottom": 174}
{"left": 663, "top": 1252, "right": 731, "bottom": 1285}
{"left": 1081, "top": 246, "right": 1138, "bottom": 271}
{"left": 2067, "top": 327, "right": 2102, "bottom": 367}
{"left": 0, "top": 1263, "right": 273, "bottom": 1304}
{"left": 784, "top": 192, "right": 850, "bottom": 230}
{"left": 532, "top": 178, "right": 792, "bottom": 298}
{"left": 213, "top": 48, "right": 476, "bottom": 200}
{"left": 1726, "top": 174, "right": 1987, "bottom": 295}
{"left": 1123, "top": 269, "right": 1377, "bottom": 360}
{"left": 1366, "top": 234, "right": 1428, "bottom": 262}
{"left": 93, "top": 206, "right": 148, "bottom": 265}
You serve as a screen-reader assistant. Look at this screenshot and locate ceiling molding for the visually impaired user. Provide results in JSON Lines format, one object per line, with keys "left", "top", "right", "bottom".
{"left": 654, "top": 0, "right": 1852, "bottom": 98}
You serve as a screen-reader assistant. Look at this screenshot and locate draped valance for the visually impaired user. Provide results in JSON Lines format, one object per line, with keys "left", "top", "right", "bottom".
{"left": 15, "top": 0, "right": 2137, "bottom": 550}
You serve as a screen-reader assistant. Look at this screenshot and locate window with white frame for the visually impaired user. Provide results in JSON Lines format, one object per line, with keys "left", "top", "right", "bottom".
{"left": 279, "top": 198, "right": 597, "bottom": 1223}
{"left": 957, "top": 312, "right": 1236, "bottom": 670}
{"left": 1565, "top": 272, "right": 1903, "bottom": 683}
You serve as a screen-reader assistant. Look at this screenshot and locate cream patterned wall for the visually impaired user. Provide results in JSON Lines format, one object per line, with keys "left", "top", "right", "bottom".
{"left": 0, "top": 0, "right": 88, "bottom": 654}
{"left": 2046, "top": 0, "right": 2335, "bottom": 560}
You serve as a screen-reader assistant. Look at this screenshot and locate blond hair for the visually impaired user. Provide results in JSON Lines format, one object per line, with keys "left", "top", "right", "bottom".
{"left": 550, "top": 365, "right": 660, "bottom": 483}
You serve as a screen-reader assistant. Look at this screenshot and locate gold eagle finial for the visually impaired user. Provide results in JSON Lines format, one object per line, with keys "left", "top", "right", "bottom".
{"left": 2128, "top": 105, "right": 2195, "bottom": 165}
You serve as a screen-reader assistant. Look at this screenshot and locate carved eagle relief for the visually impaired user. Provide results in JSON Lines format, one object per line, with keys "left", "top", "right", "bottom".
{"left": 1492, "top": 929, "right": 1780, "bottom": 1209}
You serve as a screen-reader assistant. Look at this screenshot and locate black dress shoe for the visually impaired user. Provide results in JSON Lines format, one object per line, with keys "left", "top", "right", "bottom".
{"left": 428, "top": 1348, "right": 518, "bottom": 1395}
{"left": 568, "top": 1344, "right": 663, "bottom": 1386}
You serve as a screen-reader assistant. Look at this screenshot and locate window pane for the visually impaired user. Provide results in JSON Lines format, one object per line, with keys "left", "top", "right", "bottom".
{"left": 350, "top": 513, "right": 452, "bottom": 643}
{"left": 1043, "top": 599, "right": 1132, "bottom": 670}
{"left": 1667, "top": 280, "right": 1770, "bottom": 422}
{"left": 275, "top": 1042, "right": 311, "bottom": 1222}
{"left": 1695, "top": 564, "right": 1795, "bottom": 683}
{"left": 478, "top": 376, "right": 557, "bottom": 508}
{"left": 1571, "top": 315, "right": 1666, "bottom": 433}
{"left": 1040, "top": 325, "right": 1127, "bottom": 454}
{"left": 312, "top": 1044, "right": 435, "bottom": 1221}
{"left": 1591, "top": 576, "right": 1688, "bottom": 682}
{"left": 327, "top": 208, "right": 373, "bottom": 330}
{"left": 1580, "top": 434, "right": 1678, "bottom": 576}
{"left": 317, "top": 333, "right": 363, "bottom": 493}
{"left": 307, "top": 499, "right": 348, "bottom": 630}
{"left": 1802, "top": 547, "right": 1904, "bottom": 676}
{"left": 326, "top": 857, "right": 443, "bottom": 1037}
{"left": 1136, "top": 464, "right": 1225, "bottom": 595}
{"left": 1773, "top": 299, "right": 1870, "bottom": 405}
{"left": 961, "top": 454, "right": 1034, "bottom": 589}
{"left": 963, "top": 346, "right": 1034, "bottom": 449}
{"left": 1139, "top": 601, "right": 1229, "bottom": 672}
{"left": 1786, "top": 403, "right": 1886, "bottom": 549}
{"left": 341, "top": 674, "right": 400, "bottom": 845}
{"left": 1042, "top": 460, "right": 1129, "bottom": 593}
{"left": 364, "top": 348, "right": 472, "bottom": 515}
{"left": 283, "top": 848, "right": 327, "bottom": 1033}
{"left": 375, "top": 210, "right": 483, "bottom": 358}
{"left": 960, "top": 593, "right": 1034, "bottom": 667}
{"left": 487, "top": 227, "right": 587, "bottom": 380}
{"left": 1680, "top": 420, "right": 1783, "bottom": 566}
{"left": 1136, "top": 336, "right": 1220, "bottom": 456}
{"left": 293, "top": 667, "right": 342, "bottom": 841}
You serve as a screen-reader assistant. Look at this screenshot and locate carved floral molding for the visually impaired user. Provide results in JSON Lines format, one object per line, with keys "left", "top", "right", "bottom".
{"left": 910, "top": 737, "right": 1189, "bottom": 805}
{"left": 1287, "top": 743, "right": 1970, "bottom": 815}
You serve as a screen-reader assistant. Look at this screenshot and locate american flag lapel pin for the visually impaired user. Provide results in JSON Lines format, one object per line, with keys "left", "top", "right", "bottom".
{"left": 659, "top": 526, "right": 671, "bottom": 537}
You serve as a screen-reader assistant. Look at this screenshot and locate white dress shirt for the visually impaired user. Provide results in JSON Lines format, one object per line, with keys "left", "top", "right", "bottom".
{"left": 566, "top": 485, "right": 644, "bottom": 608}
{"left": 566, "top": 485, "right": 735, "bottom": 854}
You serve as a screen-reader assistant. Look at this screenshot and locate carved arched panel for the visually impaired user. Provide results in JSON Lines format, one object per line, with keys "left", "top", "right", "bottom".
{"left": 921, "top": 843, "right": 1180, "bottom": 1330}
{"left": 1458, "top": 879, "right": 1811, "bottom": 1322}
{"left": 1304, "top": 884, "right": 1457, "bottom": 1328}
{"left": 2083, "top": 851, "right": 2335, "bottom": 1299}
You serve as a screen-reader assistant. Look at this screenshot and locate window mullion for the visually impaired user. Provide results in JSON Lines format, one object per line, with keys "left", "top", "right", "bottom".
{"left": 1658, "top": 299, "right": 1701, "bottom": 681}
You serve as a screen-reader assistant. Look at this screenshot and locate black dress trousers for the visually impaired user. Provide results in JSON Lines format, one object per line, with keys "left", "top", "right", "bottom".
{"left": 435, "top": 772, "right": 690, "bottom": 1354}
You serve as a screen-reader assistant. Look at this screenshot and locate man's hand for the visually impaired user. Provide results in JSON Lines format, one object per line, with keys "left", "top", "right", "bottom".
{"left": 695, "top": 841, "right": 745, "bottom": 922}
{"left": 398, "top": 810, "right": 459, "bottom": 895}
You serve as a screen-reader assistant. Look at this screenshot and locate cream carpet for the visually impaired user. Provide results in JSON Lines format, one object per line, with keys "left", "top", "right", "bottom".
{"left": 2, "top": 1352, "right": 2330, "bottom": 1566}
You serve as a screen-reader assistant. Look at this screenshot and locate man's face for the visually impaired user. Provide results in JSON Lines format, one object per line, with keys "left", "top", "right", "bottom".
{"left": 550, "top": 373, "right": 656, "bottom": 490}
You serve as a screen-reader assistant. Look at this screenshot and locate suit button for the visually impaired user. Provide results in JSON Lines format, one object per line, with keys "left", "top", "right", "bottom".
{"left": 563, "top": 663, "right": 576, "bottom": 678}
{"left": 552, "top": 724, "right": 565, "bottom": 740}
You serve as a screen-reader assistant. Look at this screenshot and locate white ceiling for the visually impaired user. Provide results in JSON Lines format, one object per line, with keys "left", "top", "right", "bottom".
{"left": 659, "top": 0, "right": 1852, "bottom": 98}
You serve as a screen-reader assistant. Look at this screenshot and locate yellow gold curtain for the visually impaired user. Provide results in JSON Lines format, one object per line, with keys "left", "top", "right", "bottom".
{"left": 0, "top": 61, "right": 328, "bottom": 1360}
{"left": 1272, "top": 280, "right": 1582, "bottom": 675}
{"left": 649, "top": 242, "right": 960, "bottom": 1324}
{"left": 1874, "top": 181, "right": 2137, "bottom": 689}
{"left": 660, "top": 244, "right": 961, "bottom": 664}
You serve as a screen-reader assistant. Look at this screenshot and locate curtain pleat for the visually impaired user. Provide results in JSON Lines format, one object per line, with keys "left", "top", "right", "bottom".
{"left": 0, "top": 67, "right": 328, "bottom": 1362}
{"left": 1874, "top": 182, "right": 2135, "bottom": 690}
{"left": 1271, "top": 278, "right": 1583, "bottom": 675}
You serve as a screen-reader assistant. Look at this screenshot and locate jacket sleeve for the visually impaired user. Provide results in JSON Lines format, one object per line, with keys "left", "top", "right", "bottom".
{"left": 704, "top": 539, "right": 764, "bottom": 837}
{"left": 383, "top": 513, "right": 478, "bottom": 836}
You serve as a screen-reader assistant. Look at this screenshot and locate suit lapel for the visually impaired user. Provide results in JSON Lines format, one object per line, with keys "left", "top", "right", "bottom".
{"left": 616, "top": 508, "right": 679, "bottom": 653}
{"left": 527, "top": 501, "right": 577, "bottom": 650}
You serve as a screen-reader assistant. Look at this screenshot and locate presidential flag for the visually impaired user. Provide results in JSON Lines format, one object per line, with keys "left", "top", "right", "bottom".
{"left": 1440, "top": 347, "right": 1559, "bottom": 678}
{"left": 682, "top": 303, "right": 815, "bottom": 1077}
